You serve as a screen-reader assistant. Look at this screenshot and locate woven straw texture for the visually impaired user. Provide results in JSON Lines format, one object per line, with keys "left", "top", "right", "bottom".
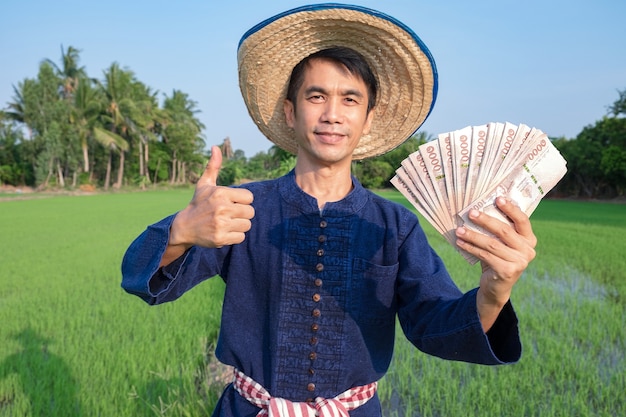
{"left": 238, "top": 6, "right": 436, "bottom": 160}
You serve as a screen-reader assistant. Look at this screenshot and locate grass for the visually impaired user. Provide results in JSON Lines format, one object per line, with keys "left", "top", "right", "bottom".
{"left": 0, "top": 190, "right": 225, "bottom": 416}
{"left": 0, "top": 190, "right": 624, "bottom": 416}
{"left": 377, "top": 194, "right": 626, "bottom": 416}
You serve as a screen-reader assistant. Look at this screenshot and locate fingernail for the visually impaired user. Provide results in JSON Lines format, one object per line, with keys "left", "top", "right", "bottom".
{"left": 469, "top": 209, "right": 479, "bottom": 219}
{"left": 456, "top": 227, "right": 466, "bottom": 236}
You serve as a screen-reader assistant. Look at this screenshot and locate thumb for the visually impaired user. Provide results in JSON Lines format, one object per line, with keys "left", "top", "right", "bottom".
{"left": 200, "top": 145, "right": 223, "bottom": 186}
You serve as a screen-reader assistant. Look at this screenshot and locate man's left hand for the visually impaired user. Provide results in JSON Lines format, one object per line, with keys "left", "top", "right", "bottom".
{"left": 455, "top": 196, "right": 537, "bottom": 331}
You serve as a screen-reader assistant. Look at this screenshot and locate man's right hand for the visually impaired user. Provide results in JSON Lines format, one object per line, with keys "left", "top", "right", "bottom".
{"left": 160, "top": 145, "right": 255, "bottom": 266}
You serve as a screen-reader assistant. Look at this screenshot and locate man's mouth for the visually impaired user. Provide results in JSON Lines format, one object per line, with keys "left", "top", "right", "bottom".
{"left": 315, "top": 131, "right": 346, "bottom": 143}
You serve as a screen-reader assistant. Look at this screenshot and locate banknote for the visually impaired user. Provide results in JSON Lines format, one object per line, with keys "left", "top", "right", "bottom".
{"left": 397, "top": 160, "right": 443, "bottom": 233}
{"left": 405, "top": 153, "right": 440, "bottom": 222}
{"left": 492, "top": 123, "right": 534, "bottom": 182}
{"left": 450, "top": 125, "right": 472, "bottom": 210}
{"left": 391, "top": 121, "right": 568, "bottom": 264}
{"left": 458, "top": 132, "right": 568, "bottom": 237}
{"left": 390, "top": 173, "right": 457, "bottom": 246}
{"left": 438, "top": 132, "right": 458, "bottom": 218}
{"left": 418, "top": 141, "right": 457, "bottom": 232}
{"left": 464, "top": 124, "right": 488, "bottom": 208}
{"left": 474, "top": 122, "right": 505, "bottom": 197}
{"left": 488, "top": 121, "right": 519, "bottom": 182}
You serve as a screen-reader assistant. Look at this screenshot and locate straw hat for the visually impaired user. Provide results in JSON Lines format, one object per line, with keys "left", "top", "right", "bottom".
{"left": 238, "top": 3, "right": 438, "bottom": 160}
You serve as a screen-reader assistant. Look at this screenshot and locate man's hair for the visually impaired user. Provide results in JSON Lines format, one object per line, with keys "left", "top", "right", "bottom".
{"left": 285, "top": 46, "right": 378, "bottom": 114}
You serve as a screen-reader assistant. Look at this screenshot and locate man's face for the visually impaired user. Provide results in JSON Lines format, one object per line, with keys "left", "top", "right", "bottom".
{"left": 283, "top": 58, "right": 374, "bottom": 168}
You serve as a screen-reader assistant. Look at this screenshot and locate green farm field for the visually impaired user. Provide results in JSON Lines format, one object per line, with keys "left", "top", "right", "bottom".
{"left": 0, "top": 189, "right": 624, "bottom": 416}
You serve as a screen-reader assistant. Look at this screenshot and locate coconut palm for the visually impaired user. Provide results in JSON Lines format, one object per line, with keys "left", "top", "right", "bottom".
{"left": 161, "top": 90, "right": 205, "bottom": 183}
{"left": 125, "top": 83, "right": 160, "bottom": 187}
{"left": 5, "top": 79, "right": 38, "bottom": 139}
{"left": 98, "top": 63, "right": 137, "bottom": 189}
{"left": 71, "top": 78, "right": 103, "bottom": 174}
{"left": 93, "top": 127, "right": 128, "bottom": 191}
{"left": 44, "top": 45, "right": 86, "bottom": 101}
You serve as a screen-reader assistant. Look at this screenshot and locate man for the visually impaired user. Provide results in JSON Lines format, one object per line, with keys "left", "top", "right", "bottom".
{"left": 121, "top": 4, "right": 536, "bottom": 416}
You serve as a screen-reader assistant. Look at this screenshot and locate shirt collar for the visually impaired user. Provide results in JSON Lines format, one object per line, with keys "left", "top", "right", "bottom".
{"left": 278, "top": 170, "right": 369, "bottom": 217}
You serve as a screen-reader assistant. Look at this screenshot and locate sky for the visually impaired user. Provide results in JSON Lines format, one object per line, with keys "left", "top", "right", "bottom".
{"left": 1, "top": 0, "right": 625, "bottom": 157}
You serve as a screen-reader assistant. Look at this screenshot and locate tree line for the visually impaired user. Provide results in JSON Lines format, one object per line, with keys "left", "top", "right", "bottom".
{"left": 551, "top": 91, "right": 626, "bottom": 198}
{"left": 0, "top": 46, "right": 205, "bottom": 190}
{"left": 0, "top": 46, "right": 624, "bottom": 198}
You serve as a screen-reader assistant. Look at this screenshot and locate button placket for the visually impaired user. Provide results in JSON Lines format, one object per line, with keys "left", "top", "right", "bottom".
{"left": 306, "top": 217, "right": 328, "bottom": 394}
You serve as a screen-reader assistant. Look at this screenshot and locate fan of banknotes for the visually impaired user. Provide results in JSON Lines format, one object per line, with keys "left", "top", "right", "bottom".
{"left": 391, "top": 121, "right": 567, "bottom": 264}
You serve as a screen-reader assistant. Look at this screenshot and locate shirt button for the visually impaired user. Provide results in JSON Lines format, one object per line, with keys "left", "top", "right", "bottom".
{"left": 309, "top": 352, "right": 317, "bottom": 360}
{"left": 307, "top": 383, "right": 316, "bottom": 392}
{"left": 309, "top": 368, "right": 315, "bottom": 375}
{"left": 311, "top": 323, "right": 319, "bottom": 332}
{"left": 310, "top": 337, "right": 318, "bottom": 345}
{"left": 306, "top": 398, "right": 314, "bottom": 404}
{"left": 320, "top": 220, "right": 328, "bottom": 228}
{"left": 317, "top": 249, "right": 324, "bottom": 257}
{"left": 318, "top": 235, "right": 326, "bottom": 243}
{"left": 314, "top": 278, "right": 323, "bottom": 287}
{"left": 312, "top": 293, "right": 321, "bottom": 302}
{"left": 312, "top": 309, "right": 321, "bottom": 318}
{"left": 315, "top": 263, "right": 324, "bottom": 272}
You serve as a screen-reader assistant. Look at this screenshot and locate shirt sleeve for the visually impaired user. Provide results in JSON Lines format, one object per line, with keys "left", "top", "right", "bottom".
{"left": 120, "top": 214, "right": 222, "bottom": 305}
{"left": 395, "top": 212, "right": 521, "bottom": 365}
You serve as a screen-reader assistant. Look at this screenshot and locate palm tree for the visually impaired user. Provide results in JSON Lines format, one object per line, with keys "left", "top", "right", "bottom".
{"left": 93, "top": 127, "right": 128, "bottom": 190}
{"left": 5, "top": 80, "right": 37, "bottom": 139}
{"left": 8, "top": 63, "right": 67, "bottom": 188}
{"left": 44, "top": 45, "right": 86, "bottom": 101}
{"left": 125, "top": 83, "right": 160, "bottom": 187}
{"left": 71, "top": 78, "right": 103, "bottom": 175}
{"left": 98, "top": 63, "right": 136, "bottom": 189}
{"left": 162, "top": 90, "right": 205, "bottom": 183}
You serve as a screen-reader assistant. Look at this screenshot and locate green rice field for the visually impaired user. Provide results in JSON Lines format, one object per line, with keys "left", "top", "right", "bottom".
{"left": 1, "top": 189, "right": 624, "bottom": 416}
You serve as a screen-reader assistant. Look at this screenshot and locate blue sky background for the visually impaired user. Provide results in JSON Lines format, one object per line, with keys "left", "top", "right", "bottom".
{"left": 1, "top": 0, "right": 625, "bottom": 157}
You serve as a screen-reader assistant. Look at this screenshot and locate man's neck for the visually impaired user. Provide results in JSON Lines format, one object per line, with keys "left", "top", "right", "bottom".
{"left": 294, "top": 160, "right": 354, "bottom": 210}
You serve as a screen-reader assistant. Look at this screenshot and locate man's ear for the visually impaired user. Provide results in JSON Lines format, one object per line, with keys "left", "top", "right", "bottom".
{"left": 284, "top": 99, "right": 295, "bottom": 128}
{"left": 362, "top": 108, "right": 375, "bottom": 136}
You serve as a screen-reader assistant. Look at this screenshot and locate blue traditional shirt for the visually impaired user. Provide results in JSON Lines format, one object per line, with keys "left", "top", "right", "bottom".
{"left": 121, "top": 170, "right": 521, "bottom": 416}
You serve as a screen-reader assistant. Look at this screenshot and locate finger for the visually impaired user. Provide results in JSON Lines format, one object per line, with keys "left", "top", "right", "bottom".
{"left": 211, "top": 186, "right": 255, "bottom": 207}
{"left": 199, "top": 145, "right": 223, "bottom": 187}
{"left": 456, "top": 226, "right": 514, "bottom": 263}
{"left": 230, "top": 200, "right": 255, "bottom": 219}
{"left": 466, "top": 208, "right": 518, "bottom": 247}
{"left": 212, "top": 222, "right": 251, "bottom": 247}
{"left": 495, "top": 197, "right": 536, "bottom": 244}
{"left": 457, "top": 233, "right": 526, "bottom": 280}
{"left": 464, "top": 201, "right": 525, "bottom": 248}
{"left": 457, "top": 214, "right": 535, "bottom": 269}
{"left": 222, "top": 231, "right": 248, "bottom": 246}
{"left": 229, "top": 217, "right": 253, "bottom": 234}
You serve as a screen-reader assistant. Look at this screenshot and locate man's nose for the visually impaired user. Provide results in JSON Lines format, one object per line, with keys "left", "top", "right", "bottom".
{"left": 321, "top": 98, "right": 342, "bottom": 123}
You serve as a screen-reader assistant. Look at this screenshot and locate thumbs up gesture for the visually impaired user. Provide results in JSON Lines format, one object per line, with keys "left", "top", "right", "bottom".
{"left": 161, "top": 146, "right": 255, "bottom": 265}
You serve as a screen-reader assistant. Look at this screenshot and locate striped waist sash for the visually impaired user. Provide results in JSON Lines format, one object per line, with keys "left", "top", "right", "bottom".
{"left": 233, "top": 368, "right": 377, "bottom": 417}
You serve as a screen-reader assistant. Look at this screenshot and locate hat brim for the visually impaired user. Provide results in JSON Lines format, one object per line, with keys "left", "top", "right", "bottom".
{"left": 238, "top": 3, "right": 438, "bottom": 160}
